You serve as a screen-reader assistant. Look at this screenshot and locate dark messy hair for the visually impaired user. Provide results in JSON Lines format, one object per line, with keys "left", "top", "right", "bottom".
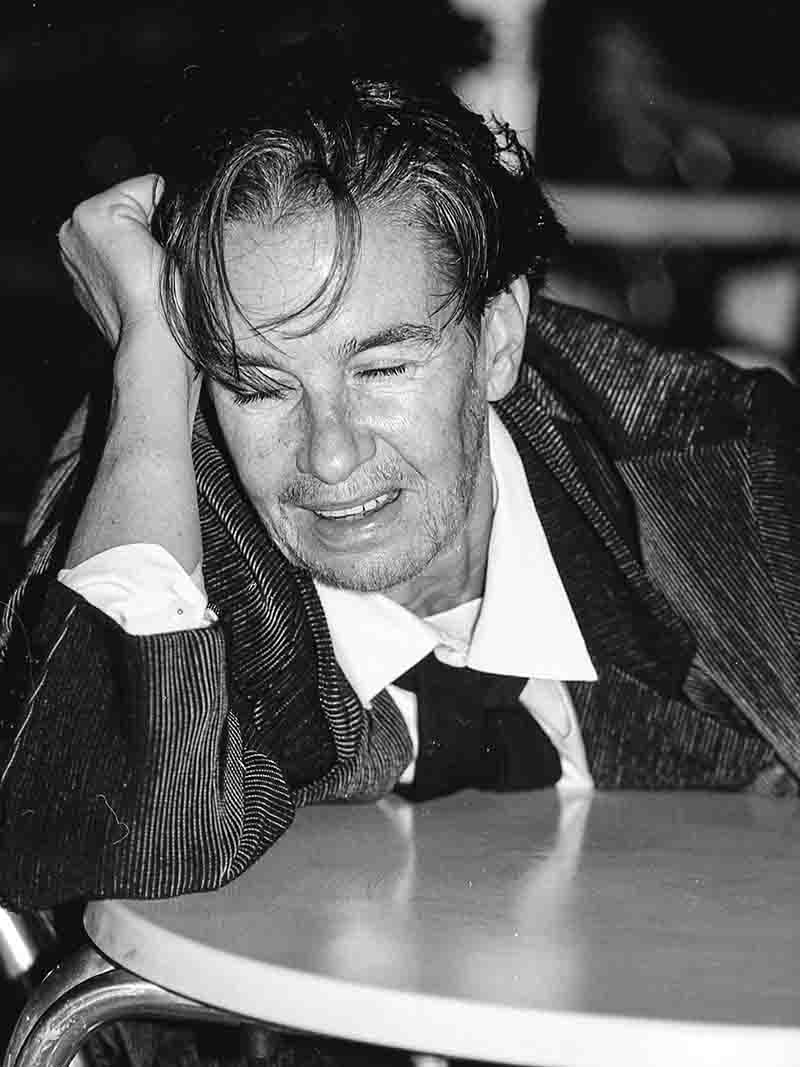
{"left": 150, "top": 42, "right": 566, "bottom": 384}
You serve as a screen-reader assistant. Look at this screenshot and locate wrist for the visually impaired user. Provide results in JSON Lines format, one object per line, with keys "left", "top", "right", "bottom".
{"left": 113, "top": 318, "right": 193, "bottom": 398}
{"left": 115, "top": 308, "right": 187, "bottom": 366}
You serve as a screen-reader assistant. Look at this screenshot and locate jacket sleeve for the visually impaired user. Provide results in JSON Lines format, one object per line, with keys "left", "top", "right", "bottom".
{"left": 698, "top": 370, "right": 800, "bottom": 769}
{"left": 623, "top": 367, "right": 800, "bottom": 778}
{"left": 749, "top": 371, "right": 800, "bottom": 652}
{"left": 0, "top": 399, "right": 302, "bottom": 910}
{"left": 0, "top": 573, "right": 297, "bottom": 909}
{"left": 741, "top": 372, "right": 800, "bottom": 762}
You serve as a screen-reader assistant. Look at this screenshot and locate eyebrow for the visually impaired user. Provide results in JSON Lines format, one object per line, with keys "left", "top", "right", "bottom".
{"left": 335, "top": 323, "right": 442, "bottom": 361}
{"left": 235, "top": 322, "right": 442, "bottom": 370}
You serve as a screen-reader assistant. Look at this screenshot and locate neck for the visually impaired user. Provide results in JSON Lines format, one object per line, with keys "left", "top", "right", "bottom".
{"left": 384, "top": 459, "right": 495, "bottom": 618}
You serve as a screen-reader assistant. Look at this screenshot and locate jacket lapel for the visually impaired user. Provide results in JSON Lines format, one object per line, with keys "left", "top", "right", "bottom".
{"left": 497, "top": 374, "right": 695, "bottom": 699}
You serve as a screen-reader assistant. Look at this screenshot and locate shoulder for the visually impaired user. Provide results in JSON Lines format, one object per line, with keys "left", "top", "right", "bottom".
{"left": 511, "top": 296, "right": 788, "bottom": 457}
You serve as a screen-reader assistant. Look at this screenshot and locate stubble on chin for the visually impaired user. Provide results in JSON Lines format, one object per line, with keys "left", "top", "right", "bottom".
{"left": 266, "top": 467, "right": 483, "bottom": 593}
{"left": 259, "top": 488, "right": 459, "bottom": 593}
{"left": 269, "top": 513, "right": 442, "bottom": 592}
{"left": 260, "top": 376, "right": 489, "bottom": 593}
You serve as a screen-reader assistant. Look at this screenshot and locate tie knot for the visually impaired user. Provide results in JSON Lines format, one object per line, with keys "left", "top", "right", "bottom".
{"left": 392, "top": 651, "right": 560, "bottom": 801}
{"left": 394, "top": 652, "right": 527, "bottom": 708}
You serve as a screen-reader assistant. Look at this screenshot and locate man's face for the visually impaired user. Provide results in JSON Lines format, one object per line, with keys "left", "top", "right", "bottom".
{"left": 207, "top": 210, "right": 499, "bottom": 602}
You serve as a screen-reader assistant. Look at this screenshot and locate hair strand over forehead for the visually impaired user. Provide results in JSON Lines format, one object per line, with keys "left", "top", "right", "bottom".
{"left": 150, "top": 44, "right": 566, "bottom": 384}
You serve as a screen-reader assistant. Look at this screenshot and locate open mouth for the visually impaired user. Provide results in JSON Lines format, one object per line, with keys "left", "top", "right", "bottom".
{"left": 311, "top": 490, "right": 401, "bottom": 520}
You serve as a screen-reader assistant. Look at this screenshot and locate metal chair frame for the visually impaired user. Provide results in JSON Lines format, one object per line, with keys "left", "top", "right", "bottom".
{"left": 3, "top": 943, "right": 237, "bottom": 1067}
{"left": 3, "top": 941, "right": 447, "bottom": 1067}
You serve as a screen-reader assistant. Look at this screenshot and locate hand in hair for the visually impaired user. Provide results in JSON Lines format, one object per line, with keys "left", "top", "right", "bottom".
{"left": 60, "top": 175, "right": 203, "bottom": 574}
{"left": 58, "top": 173, "right": 170, "bottom": 350}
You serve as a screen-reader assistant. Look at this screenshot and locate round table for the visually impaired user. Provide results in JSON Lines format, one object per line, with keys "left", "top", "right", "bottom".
{"left": 7, "top": 789, "right": 800, "bottom": 1066}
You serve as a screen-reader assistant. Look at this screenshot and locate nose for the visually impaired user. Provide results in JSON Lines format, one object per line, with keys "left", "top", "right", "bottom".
{"left": 295, "top": 394, "right": 376, "bottom": 484}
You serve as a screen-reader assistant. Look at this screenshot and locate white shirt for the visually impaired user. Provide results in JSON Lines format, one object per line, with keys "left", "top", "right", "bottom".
{"left": 60, "top": 408, "right": 597, "bottom": 790}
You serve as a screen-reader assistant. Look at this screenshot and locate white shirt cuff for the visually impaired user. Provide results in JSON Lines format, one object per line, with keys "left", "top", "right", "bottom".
{"left": 58, "top": 543, "right": 216, "bottom": 636}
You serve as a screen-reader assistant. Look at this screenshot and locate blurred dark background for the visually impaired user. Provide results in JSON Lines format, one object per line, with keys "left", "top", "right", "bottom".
{"left": 2, "top": 0, "right": 800, "bottom": 1051}
{"left": 1, "top": 0, "right": 799, "bottom": 600}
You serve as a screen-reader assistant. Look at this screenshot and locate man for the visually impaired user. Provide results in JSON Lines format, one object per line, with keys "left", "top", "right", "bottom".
{"left": 2, "top": 47, "right": 800, "bottom": 918}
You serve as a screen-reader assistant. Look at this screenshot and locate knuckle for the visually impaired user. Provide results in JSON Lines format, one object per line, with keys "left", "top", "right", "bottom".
{"left": 69, "top": 202, "right": 94, "bottom": 233}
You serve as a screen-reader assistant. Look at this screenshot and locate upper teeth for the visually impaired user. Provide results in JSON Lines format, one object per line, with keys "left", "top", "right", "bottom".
{"left": 315, "top": 492, "right": 397, "bottom": 519}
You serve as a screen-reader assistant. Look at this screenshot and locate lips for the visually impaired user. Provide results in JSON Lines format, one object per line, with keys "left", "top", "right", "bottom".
{"left": 310, "top": 490, "right": 400, "bottom": 520}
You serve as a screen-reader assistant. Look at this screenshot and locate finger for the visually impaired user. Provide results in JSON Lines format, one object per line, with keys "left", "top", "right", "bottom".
{"left": 113, "top": 173, "right": 166, "bottom": 224}
{"left": 109, "top": 173, "right": 165, "bottom": 223}
{"left": 63, "top": 174, "right": 166, "bottom": 234}
{"left": 148, "top": 173, "right": 166, "bottom": 214}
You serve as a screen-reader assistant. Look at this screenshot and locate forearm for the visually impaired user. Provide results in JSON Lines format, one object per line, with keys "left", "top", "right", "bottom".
{"left": 0, "top": 582, "right": 294, "bottom": 908}
{"left": 65, "top": 324, "right": 202, "bottom": 573}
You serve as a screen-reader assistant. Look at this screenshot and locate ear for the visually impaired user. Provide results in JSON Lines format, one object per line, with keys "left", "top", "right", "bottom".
{"left": 481, "top": 276, "right": 530, "bottom": 402}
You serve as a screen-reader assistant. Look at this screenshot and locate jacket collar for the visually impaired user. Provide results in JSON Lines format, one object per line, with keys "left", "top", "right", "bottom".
{"left": 495, "top": 315, "right": 696, "bottom": 697}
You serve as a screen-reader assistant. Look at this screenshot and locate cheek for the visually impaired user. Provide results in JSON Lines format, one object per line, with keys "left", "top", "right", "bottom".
{"left": 215, "top": 411, "right": 295, "bottom": 500}
{"left": 395, "top": 411, "right": 472, "bottom": 488}
{"left": 426, "top": 372, "right": 483, "bottom": 454}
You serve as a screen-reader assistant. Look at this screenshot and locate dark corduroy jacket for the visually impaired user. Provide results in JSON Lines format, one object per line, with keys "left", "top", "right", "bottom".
{"left": 1, "top": 297, "right": 799, "bottom": 909}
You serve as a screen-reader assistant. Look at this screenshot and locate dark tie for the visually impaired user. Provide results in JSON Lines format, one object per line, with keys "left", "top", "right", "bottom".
{"left": 393, "top": 652, "right": 561, "bottom": 802}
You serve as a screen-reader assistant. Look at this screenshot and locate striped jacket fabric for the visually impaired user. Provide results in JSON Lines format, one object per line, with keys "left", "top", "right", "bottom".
{"left": 1, "top": 297, "right": 799, "bottom": 910}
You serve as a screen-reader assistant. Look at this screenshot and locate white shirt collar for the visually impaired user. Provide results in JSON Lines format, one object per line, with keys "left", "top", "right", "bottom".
{"left": 315, "top": 407, "right": 597, "bottom": 706}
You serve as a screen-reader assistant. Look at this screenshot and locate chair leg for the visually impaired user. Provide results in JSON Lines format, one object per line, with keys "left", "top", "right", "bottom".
{"left": 3, "top": 945, "right": 235, "bottom": 1067}
{"left": 5, "top": 943, "right": 450, "bottom": 1067}
{"left": 4, "top": 943, "right": 113, "bottom": 1067}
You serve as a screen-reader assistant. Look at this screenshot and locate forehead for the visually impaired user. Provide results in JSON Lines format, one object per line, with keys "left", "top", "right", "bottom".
{"left": 222, "top": 210, "right": 447, "bottom": 341}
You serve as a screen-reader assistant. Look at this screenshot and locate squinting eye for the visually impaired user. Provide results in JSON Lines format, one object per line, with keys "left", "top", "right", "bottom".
{"left": 231, "top": 385, "right": 292, "bottom": 406}
{"left": 358, "top": 365, "right": 408, "bottom": 379}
